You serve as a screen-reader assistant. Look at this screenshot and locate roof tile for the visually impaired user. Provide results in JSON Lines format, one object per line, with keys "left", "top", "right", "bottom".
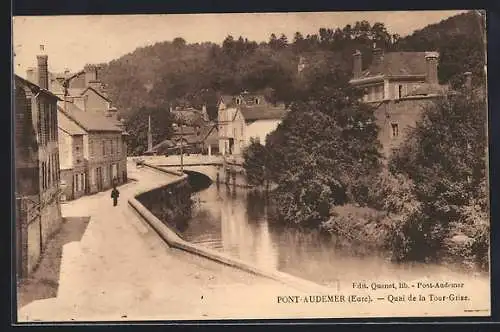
{"left": 58, "top": 110, "right": 87, "bottom": 135}
{"left": 57, "top": 101, "right": 122, "bottom": 132}
{"left": 362, "top": 52, "right": 428, "bottom": 78}
{"left": 240, "top": 105, "right": 289, "bottom": 121}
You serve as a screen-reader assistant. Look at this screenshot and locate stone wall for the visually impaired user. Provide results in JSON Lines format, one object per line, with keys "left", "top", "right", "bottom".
{"left": 372, "top": 96, "right": 438, "bottom": 159}
{"left": 15, "top": 77, "right": 63, "bottom": 278}
{"left": 26, "top": 218, "right": 41, "bottom": 274}
{"left": 137, "top": 178, "right": 193, "bottom": 234}
{"left": 59, "top": 169, "right": 73, "bottom": 201}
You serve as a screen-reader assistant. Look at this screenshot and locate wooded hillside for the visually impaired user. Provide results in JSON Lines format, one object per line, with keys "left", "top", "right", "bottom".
{"left": 97, "top": 10, "right": 485, "bottom": 121}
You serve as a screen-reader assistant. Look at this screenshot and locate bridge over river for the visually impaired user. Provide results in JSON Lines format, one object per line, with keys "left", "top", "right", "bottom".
{"left": 130, "top": 154, "right": 247, "bottom": 186}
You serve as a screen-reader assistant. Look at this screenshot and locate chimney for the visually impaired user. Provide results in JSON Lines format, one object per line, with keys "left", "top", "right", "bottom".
{"left": 353, "top": 50, "right": 362, "bottom": 79}
{"left": 425, "top": 51, "right": 439, "bottom": 85}
{"left": 37, "top": 45, "right": 49, "bottom": 90}
{"left": 26, "top": 67, "right": 36, "bottom": 83}
{"left": 372, "top": 47, "right": 383, "bottom": 73}
{"left": 464, "top": 71, "right": 472, "bottom": 90}
{"left": 84, "top": 64, "right": 98, "bottom": 86}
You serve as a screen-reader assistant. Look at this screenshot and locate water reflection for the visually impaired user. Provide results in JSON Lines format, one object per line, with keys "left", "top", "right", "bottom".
{"left": 182, "top": 185, "right": 485, "bottom": 286}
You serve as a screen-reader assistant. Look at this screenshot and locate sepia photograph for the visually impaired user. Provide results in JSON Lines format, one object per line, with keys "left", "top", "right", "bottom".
{"left": 12, "top": 9, "right": 489, "bottom": 322}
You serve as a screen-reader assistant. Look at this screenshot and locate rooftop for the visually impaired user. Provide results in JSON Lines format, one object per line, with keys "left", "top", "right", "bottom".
{"left": 57, "top": 101, "right": 122, "bottom": 132}
{"left": 240, "top": 105, "right": 289, "bottom": 121}
{"left": 408, "top": 83, "right": 449, "bottom": 96}
{"left": 58, "top": 110, "right": 87, "bottom": 135}
{"left": 219, "top": 93, "right": 270, "bottom": 108}
{"left": 360, "top": 51, "right": 429, "bottom": 78}
{"left": 15, "top": 75, "right": 61, "bottom": 100}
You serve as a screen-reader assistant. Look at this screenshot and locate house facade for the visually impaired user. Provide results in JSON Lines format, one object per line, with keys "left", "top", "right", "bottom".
{"left": 14, "top": 51, "right": 63, "bottom": 277}
{"left": 349, "top": 47, "right": 448, "bottom": 158}
{"left": 26, "top": 62, "right": 129, "bottom": 198}
{"left": 58, "top": 101, "right": 127, "bottom": 196}
{"left": 217, "top": 92, "right": 289, "bottom": 156}
{"left": 57, "top": 110, "right": 87, "bottom": 201}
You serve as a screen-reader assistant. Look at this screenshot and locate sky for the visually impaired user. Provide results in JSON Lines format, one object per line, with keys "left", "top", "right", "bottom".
{"left": 13, "top": 10, "right": 467, "bottom": 76}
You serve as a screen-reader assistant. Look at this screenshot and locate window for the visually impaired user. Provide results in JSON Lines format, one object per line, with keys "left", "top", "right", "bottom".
{"left": 44, "top": 103, "right": 49, "bottom": 145}
{"left": 53, "top": 105, "right": 57, "bottom": 141}
{"left": 51, "top": 155, "right": 54, "bottom": 185}
{"left": 110, "top": 140, "right": 114, "bottom": 155}
{"left": 255, "top": 98, "right": 260, "bottom": 104}
{"left": 55, "top": 154, "right": 59, "bottom": 181}
{"left": 102, "top": 141, "right": 105, "bottom": 156}
{"left": 391, "top": 123, "right": 399, "bottom": 138}
{"left": 81, "top": 173, "right": 85, "bottom": 191}
{"left": 48, "top": 159, "right": 52, "bottom": 187}
{"left": 47, "top": 104, "right": 51, "bottom": 142}
{"left": 398, "top": 85, "right": 403, "bottom": 99}
{"left": 236, "top": 98, "right": 241, "bottom": 105}
{"left": 37, "top": 102, "right": 42, "bottom": 139}
{"left": 41, "top": 162, "right": 45, "bottom": 190}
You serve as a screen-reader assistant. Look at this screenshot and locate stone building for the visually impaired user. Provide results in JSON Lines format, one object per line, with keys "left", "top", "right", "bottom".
{"left": 57, "top": 109, "right": 87, "bottom": 201}
{"left": 28, "top": 63, "right": 122, "bottom": 127}
{"left": 58, "top": 102, "right": 127, "bottom": 194}
{"left": 14, "top": 50, "right": 63, "bottom": 277}
{"left": 349, "top": 47, "right": 448, "bottom": 158}
{"left": 217, "top": 92, "right": 289, "bottom": 156}
{"left": 26, "top": 62, "right": 129, "bottom": 198}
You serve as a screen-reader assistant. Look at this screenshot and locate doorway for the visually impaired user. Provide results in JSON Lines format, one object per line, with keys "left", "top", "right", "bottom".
{"left": 96, "top": 167, "right": 103, "bottom": 191}
{"left": 229, "top": 138, "right": 234, "bottom": 155}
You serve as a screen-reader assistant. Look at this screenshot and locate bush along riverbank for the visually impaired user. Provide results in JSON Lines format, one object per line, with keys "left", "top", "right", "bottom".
{"left": 137, "top": 179, "right": 194, "bottom": 234}
{"left": 242, "top": 71, "right": 488, "bottom": 272}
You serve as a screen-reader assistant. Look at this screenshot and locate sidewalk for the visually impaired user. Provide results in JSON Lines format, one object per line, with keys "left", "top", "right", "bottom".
{"left": 17, "top": 161, "right": 302, "bottom": 322}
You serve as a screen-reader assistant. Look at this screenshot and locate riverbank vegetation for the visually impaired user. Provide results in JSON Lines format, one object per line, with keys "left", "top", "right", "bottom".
{"left": 387, "top": 88, "right": 488, "bottom": 270}
{"left": 244, "top": 85, "right": 488, "bottom": 271}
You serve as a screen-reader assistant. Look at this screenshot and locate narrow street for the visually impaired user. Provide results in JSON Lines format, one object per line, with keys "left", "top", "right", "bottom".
{"left": 17, "top": 161, "right": 302, "bottom": 322}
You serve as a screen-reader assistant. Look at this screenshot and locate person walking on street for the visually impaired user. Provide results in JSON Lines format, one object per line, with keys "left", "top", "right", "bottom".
{"left": 111, "top": 185, "right": 120, "bottom": 207}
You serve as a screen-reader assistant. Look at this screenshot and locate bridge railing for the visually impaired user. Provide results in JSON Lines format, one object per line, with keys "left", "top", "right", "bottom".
{"left": 133, "top": 154, "right": 224, "bottom": 166}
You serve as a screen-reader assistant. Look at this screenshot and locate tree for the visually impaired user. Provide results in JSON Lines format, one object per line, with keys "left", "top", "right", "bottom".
{"left": 389, "top": 88, "right": 488, "bottom": 263}
{"left": 261, "top": 62, "right": 383, "bottom": 228}
{"left": 278, "top": 33, "right": 289, "bottom": 49}
{"left": 172, "top": 37, "right": 186, "bottom": 48}
{"left": 125, "top": 106, "right": 175, "bottom": 155}
{"left": 242, "top": 140, "right": 272, "bottom": 187}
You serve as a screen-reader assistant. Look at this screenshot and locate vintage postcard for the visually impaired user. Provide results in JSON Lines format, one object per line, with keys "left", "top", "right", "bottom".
{"left": 13, "top": 10, "right": 489, "bottom": 322}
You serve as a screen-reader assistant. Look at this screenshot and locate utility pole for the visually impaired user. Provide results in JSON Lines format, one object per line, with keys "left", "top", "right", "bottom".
{"left": 180, "top": 122, "right": 184, "bottom": 173}
{"left": 147, "top": 114, "right": 153, "bottom": 152}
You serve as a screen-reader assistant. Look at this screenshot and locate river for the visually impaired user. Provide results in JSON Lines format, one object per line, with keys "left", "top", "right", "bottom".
{"left": 180, "top": 183, "right": 488, "bottom": 288}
